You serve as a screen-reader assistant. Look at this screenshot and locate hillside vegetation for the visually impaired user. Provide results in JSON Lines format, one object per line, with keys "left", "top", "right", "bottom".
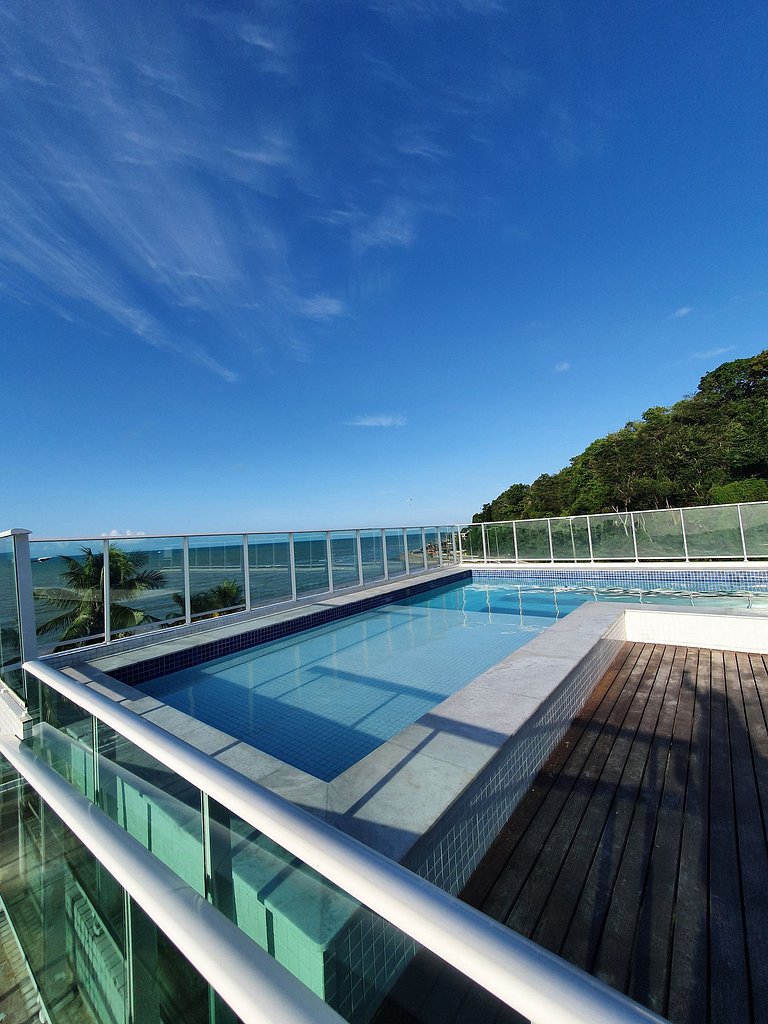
{"left": 474, "top": 350, "right": 768, "bottom": 523}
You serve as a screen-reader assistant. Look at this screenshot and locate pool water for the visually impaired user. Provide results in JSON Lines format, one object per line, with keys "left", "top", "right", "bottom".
{"left": 137, "top": 581, "right": 766, "bottom": 781}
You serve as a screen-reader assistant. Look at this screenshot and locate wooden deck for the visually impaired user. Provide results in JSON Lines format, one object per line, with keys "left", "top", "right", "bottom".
{"left": 376, "top": 642, "right": 768, "bottom": 1024}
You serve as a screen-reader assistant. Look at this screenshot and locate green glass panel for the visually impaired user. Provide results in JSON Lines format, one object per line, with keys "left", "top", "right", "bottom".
{"left": 514, "top": 520, "right": 550, "bottom": 561}
{"left": 188, "top": 536, "right": 246, "bottom": 620}
{"left": 485, "top": 525, "right": 515, "bottom": 560}
{"left": 207, "top": 799, "right": 418, "bottom": 1022}
{"left": 0, "top": 536, "right": 22, "bottom": 693}
{"left": 330, "top": 532, "right": 359, "bottom": 590}
{"left": 31, "top": 539, "right": 108, "bottom": 652}
{"left": 458, "top": 526, "right": 483, "bottom": 561}
{"left": 740, "top": 502, "right": 768, "bottom": 558}
{"left": 682, "top": 505, "right": 743, "bottom": 559}
{"left": 384, "top": 531, "right": 406, "bottom": 576}
{"left": 633, "top": 509, "right": 686, "bottom": 559}
{"left": 589, "top": 514, "right": 636, "bottom": 559}
{"left": 406, "top": 530, "right": 425, "bottom": 570}
{"left": 95, "top": 723, "right": 205, "bottom": 895}
{"left": 424, "top": 529, "right": 440, "bottom": 568}
{"left": 248, "top": 534, "right": 292, "bottom": 605}
{"left": 293, "top": 532, "right": 330, "bottom": 596}
{"left": 360, "top": 531, "right": 385, "bottom": 583}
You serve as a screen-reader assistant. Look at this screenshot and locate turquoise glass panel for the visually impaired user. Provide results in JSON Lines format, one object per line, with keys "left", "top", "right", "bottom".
{"left": 514, "top": 520, "right": 550, "bottom": 560}
{"left": 633, "top": 509, "right": 686, "bottom": 559}
{"left": 682, "top": 505, "right": 743, "bottom": 559}
{"left": 0, "top": 536, "right": 22, "bottom": 693}
{"left": 294, "top": 532, "right": 330, "bottom": 596}
{"left": 207, "top": 799, "right": 418, "bottom": 1022}
{"left": 188, "top": 536, "right": 246, "bottom": 619}
{"left": 330, "top": 532, "right": 359, "bottom": 590}
{"left": 384, "top": 531, "right": 406, "bottom": 576}
{"left": 740, "top": 502, "right": 768, "bottom": 558}
{"left": 360, "top": 531, "right": 385, "bottom": 583}
{"left": 406, "top": 530, "right": 425, "bottom": 570}
{"left": 485, "top": 525, "right": 515, "bottom": 560}
{"left": 589, "top": 514, "right": 636, "bottom": 559}
{"left": 248, "top": 533, "right": 292, "bottom": 605}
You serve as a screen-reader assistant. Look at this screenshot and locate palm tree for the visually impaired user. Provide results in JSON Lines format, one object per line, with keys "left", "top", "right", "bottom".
{"left": 170, "top": 578, "right": 245, "bottom": 620}
{"left": 35, "top": 546, "right": 166, "bottom": 649}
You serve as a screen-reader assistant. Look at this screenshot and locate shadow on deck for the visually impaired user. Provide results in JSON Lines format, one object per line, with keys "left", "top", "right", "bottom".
{"left": 375, "top": 640, "right": 768, "bottom": 1024}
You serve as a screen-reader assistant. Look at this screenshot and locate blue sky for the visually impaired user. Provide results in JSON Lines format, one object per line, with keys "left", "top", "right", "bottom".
{"left": 2, "top": 0, "right": 767, "bottom": 538}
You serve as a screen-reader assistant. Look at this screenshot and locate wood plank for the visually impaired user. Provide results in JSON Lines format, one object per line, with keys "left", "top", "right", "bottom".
{"left": 728, "top": 652, "right": 768, "bottom": 1021}
{"left": 496, "top": 644, "right": 661, "bottom": 937}
{"left": 460, "top": 642, "right": 640, "bottom": 911}
{"left": 707, "top": 650, "right": 749, "bottom": 1023}
{"left": 625, "top": 647, "right": 698, "bottom": 1016}
{"left": 552, "top": 643, "right": 679, "bottom": 970}
{"left": 667, "top": 649, "right": 710, "bottom": 1024}
{"left": 562, "top": 645, "right": 683, "bottom": 987}
{"left": 519, "top": 645, "right": 667, "bottom": 951}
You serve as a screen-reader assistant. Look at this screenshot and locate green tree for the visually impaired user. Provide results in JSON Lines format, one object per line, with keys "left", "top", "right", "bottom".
{"left": 36, "top": 546, "right": 165, "bottom": 649}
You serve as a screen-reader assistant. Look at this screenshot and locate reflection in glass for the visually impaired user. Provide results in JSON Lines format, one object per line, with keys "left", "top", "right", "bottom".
{"left": 330, "top": 532, "right": 360, "bottom": 590}
{"left": 361, "top": 531, "right": 385, "bottom": 583}
{"left": 682, "top": 505, "right": 744, "bottom": 559}
{"left": 188, "top": 535, "right": 246, "bottom": 620}
{"left": 248, "top": 533, "right": 292, "bottom": 606}
{"left": 385, "top": 531, "right": 406, "bottom": 576}
{"left": 633, "top": 509, "right": 685, "bottom": 559}
{"left": 514, "top": 520, "right": 550, "bottom": 561}
{"left": 739, "top": 502, "right": 768, "bottom": 559}
{"left": 588, "top": 514, "right": 636, "bottom": 560}
{"left": 293, "top": 532, "right": 330, "bottom": 596}
{"left": 424, "top": 528, "right": 440, "bottom": 568}
{"left": 485, "top": 525, "right": 515, "bottom": 560}
{"left": 0, "top": 536, "right": 22, "bottom": 692}
{"left": 406, "top": 530, "right": 425, "bottom": 571}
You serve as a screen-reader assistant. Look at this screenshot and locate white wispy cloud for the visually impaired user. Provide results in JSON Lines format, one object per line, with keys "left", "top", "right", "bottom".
{"left": 554, "top": 361, "right": 570, "bottom": 373}
{"left": 352, "top": 199, "right": 418, "bottom": 252}
{"left": 102, "top": 529, "right": 147, "bottom": 538}
{"left": 345, "top": 415, "right": 407, "bottom": 428}
{"left": 298, "top": 295, "right": 347, "bottom": 320}
{"left": 672, "top": 306, "right": 692, "bottom": 318}
{"left": 693, "top": 346, "right": 734, "bottom": 359}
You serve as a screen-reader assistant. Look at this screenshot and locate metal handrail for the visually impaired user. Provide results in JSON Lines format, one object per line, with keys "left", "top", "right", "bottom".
{"left": 21, "top": 658, "right": 667, "bottom": 1024}
{"left": 0, "top": 733, "right": 344, "bottom": 1024}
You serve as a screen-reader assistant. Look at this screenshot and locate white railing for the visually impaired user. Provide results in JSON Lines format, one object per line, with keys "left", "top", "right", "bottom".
{"left": 20, "top": 657, "right": 668, "bottom": 1024}
{"left": 459, "top": 499, "right": 768, "bottom": 564}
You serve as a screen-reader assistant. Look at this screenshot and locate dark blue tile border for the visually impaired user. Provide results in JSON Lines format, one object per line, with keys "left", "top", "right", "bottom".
{"left": 110, "top": 571, "right": 471, "bottom": 687}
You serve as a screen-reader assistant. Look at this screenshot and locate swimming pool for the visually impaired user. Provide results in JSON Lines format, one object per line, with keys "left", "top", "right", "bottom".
{"left": 136, "top": 579, "right": 768, "bottom": 781}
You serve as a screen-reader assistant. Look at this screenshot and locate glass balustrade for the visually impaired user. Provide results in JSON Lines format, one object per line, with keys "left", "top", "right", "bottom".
{"left": 248, "top": 533, "right": 293, "bottom": 606}
{"left": 0, "top": 536, "right": 22, "bottom": 693}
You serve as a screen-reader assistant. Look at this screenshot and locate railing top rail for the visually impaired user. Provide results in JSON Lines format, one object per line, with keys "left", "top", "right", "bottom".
{"left": 24, "top": 524, "right": 457, "bottom": 543}
{"left": 22, "top": 658, "right": 667, "bottom": 1024}
{"left": 0, "top": 733, "right": 344, "bottom": 1024}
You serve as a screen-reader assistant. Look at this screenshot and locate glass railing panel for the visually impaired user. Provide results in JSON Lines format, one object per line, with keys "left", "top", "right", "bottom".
{"left": 406, "top": 530, "right": 425, "bottom": 571}
{"left": 207, "top": 799, "right": 418, "bottom": 1023}
{"left": 633, "top": 508, "right": 686, "bottom": 559}
{"left": 188, "top": 535, "right": 246, "bottom": 620}
{"left": 549, "top": 517, "right": 588, "bottom": 560}
{"left": 588, "top": 513, "right": 636, "bottom": 559}
{"left": 438, "top": 527, "right": 456, "bottom": 564}
{"left": 0, "top": 762, "right": 231, "bottom": 1024}
{"left": 28, "top": 691, "right": 95, "bottom": 800}
{"left": 248, "top": 533, "right": 292, "bottom": 606}
{"left": 293, "top": 532, "right": 330, "bottom": 597}
{"left": 485, "top": 524, "right": 515, "bottom": 560}
{"left": 330, "top": 531, "right": 360, "bottom": 590}
{"left": 31, "top": 538, "right": 108, "bottom": 652}
{"left": 0, "top": 536, "right": 22, "bottom": 694}
{"left": 424, "top": 528, "right": 440, "bottom": 568}
{"left": 682, "top": 504, "right": 744, "bottom": 559}
{"left": 458, "top": 525, "right": 484, "bottom": 561}
{"left": 106, "top": 536, "right": 186, "bottom": 637}
{"left": 514, "top": 519, "right": 550, "bottom": 561}
{"left": 740, "top": 502, "right": 768, "bottom": 559}
{"left": 360, "top": 530, "right": 385, "bottom": 583}
{"left": 384, "top": 530, "right": 406, "bottom": 577}
{"left": 94, "top": 723, "right": 205, "bottom": 895}
{"left": 0, "top": 765, "right": 128, "bottom": 1023}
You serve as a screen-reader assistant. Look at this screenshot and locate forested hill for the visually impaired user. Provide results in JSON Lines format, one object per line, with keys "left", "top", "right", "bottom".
{"left": 473, "top": 350, "right": 768, "bottom": 523}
